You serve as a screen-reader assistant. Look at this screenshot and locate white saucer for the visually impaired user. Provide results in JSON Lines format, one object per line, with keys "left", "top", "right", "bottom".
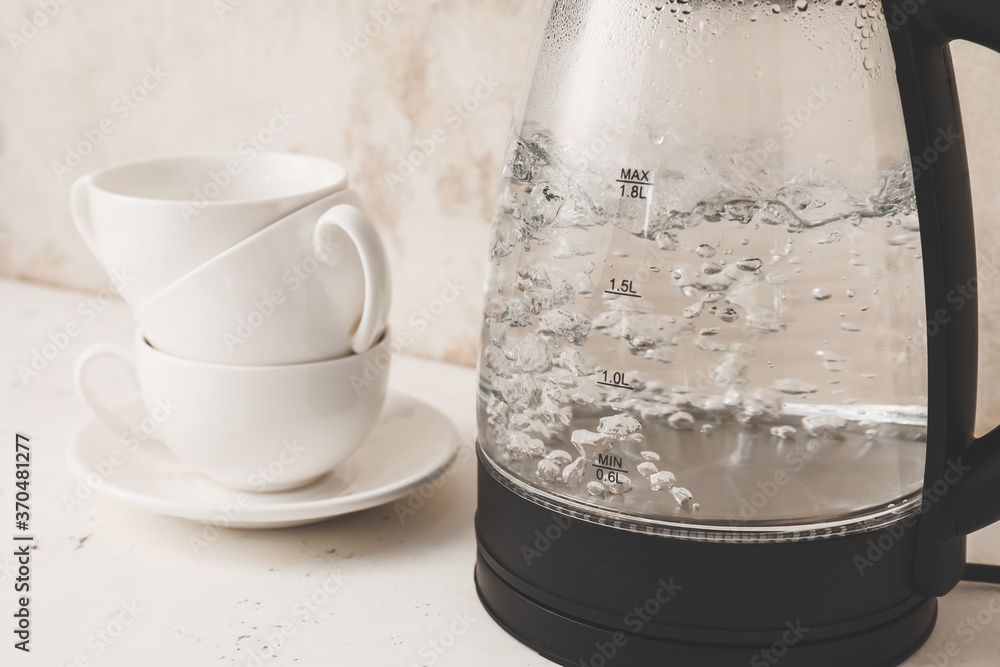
{"left": 67, "top": 391, "right": 461, "bottom": 529}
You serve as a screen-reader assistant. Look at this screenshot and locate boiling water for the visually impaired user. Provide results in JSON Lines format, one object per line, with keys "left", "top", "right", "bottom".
{"left": 478, "top": 121, "right": 928, "bottom": 530}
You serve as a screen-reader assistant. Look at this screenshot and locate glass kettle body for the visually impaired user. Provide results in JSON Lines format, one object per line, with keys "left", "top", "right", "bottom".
{"left": 480, "top": 0, "right": 927, "bottom": 535}
{"left": 474, "top": 1, "right": 1000, "bottom": 666}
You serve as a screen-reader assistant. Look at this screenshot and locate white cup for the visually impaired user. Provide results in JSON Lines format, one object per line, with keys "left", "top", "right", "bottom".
{"left": 75, "top": 330, "right": 392, "bottom": 493}
{"left": 133, "top": 188, "right": 390, "bottom": 365}
{"left": 71, "top": 153, "right": 348, "bottom": 309}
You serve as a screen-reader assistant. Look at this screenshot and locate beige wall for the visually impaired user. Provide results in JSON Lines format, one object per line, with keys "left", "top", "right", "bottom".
{"left": 952, "top": 41, "right": 1000, "bottom": 433}
{"left": 0, "top": 2, "right": 997, "bottom": 426}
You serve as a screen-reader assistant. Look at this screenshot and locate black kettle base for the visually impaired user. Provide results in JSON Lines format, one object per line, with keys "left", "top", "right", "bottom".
{"left": 475, "top": 554, "right": 937, "bottom": 667}
{"left": 474, "top": 454, "right": 937, "bottom": 667}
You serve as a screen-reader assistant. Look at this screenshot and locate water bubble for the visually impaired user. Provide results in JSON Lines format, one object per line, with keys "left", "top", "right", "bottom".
{"left": 695, "top": 336, "right": 727, "bottom": 352}
{"left": 586, "top": 481, "right": 606, "bottom": 496}
{"left": 772, "top": 379, "right": 819, "bottom": 395}
{"left": 771, "top": 425, "right": 798, "bottom": 439}
{"left": 737, "top": 258, "right": 764, "bottom": 272}
{"left": 571, "top": 430, "right": 614, "bottom": 461}
{"left": 700, "top": 327, "right": 721, "bottom": 337}
{"left": 650, "top": 471, "right": 677, "bottom": 492}
{"left": 684, "top": 302, "right": 705, "bottom": 319}
{"left": 490, "top": 321, "right": 508, "bottom": 347}
{"left": 702, "top": 262, "right": 723, "bottom": 275}
{"left": 672, "top": 487, "right": 695, "bottom": 507}
{"left": 696, "top": 244, "right": 718, "bottom": 258}
{"left": 795, "top": 0, "right": 808, "bottom": 10}
{"left": 540, "top": 309, "right": 592, "bottom": 342}
{"left": 562, "top": 457, "right": 586, "bottom": 486}
{"left": 641, "top": 451, "right": 661, "bottom": 462}
{"left": 536, "top": 458, "right": 561, "bottom": 482}
{"left": 701, "top": 424, "right": 715, "bottom": 436}
{"left": 847, "top": 288, "right": 857, "bottom": 298}
{"left": 638, "top": 462, "right": 658, "bottom": 478}
{"left": 711, "top": 353, "right": 749, "bottom": 386}
{"left": 802, "top": 415, "right": 847, "bottom": 439}
{"left": 525, "top": 184, "right": 564, "bottom": 228}
{"left": 818, "top": 349, "right": 848, "bottom": 372}
{"left": 546, "top": 450, "right": 573, "bottom": 465}
{"left": 505, "top": 298, "right": 532, "bottom": 327}
{"left": 840, "top": 322, "right": 862, "bottom": 332}
{"left": 714, "top": 307, "right": 741, "bottom": 323}
{"left": 656, "top": 232, "right": 680, "bottom": 251}
{"left": 597, "top": 415, "right": 643, "bottom": 438}
{"left": 514, "top": 334, "right": 550, "bottom": 373}
{"left": 508, "top": 432, "right": 546, "bottom": 460}
{"left": 668, "top": 411, "right": 696, "bottom": 430}
{"left": 560, "top": 349, "right": 596, "bottom": 376}
{"left": 506, "top": 141, "right": 535, "bottom": 182}
{"left": 703, "top": 292, "right": 725, "bottom": 303}
{"left": 604, "top": 475, "right": 634, "bottom": 495}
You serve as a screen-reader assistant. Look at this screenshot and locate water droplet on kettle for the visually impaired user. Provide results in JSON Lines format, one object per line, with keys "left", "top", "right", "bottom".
{"left": 813, "top": 288, "right": 832, "bottom": 301}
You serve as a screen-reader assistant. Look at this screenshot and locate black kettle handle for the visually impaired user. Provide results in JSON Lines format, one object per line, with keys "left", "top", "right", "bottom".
{"left": 884, "top": 0, "right": 1000, "bottom": 596}
{"left": 919, "top": 0, "right": 1000, "bottom": 52}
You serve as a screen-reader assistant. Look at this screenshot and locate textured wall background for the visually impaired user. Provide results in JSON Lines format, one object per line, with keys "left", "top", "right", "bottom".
{"left": 0, "top": 1, "right": 997, "bottom": 425}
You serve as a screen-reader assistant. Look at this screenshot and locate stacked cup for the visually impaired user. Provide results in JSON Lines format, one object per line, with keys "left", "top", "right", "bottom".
{"left": 71, "top": 153, "right": 392, "bottom": 493}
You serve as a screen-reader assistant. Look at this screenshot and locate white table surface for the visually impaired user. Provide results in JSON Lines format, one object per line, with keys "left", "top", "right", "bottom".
{"left": 2, "top": 276, "right": 1000, "bottom": 666}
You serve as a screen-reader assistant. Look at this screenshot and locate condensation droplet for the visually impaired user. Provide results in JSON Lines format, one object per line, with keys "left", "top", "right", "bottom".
{"left": 813, "top": 288, "right": 832, "bottom": 301}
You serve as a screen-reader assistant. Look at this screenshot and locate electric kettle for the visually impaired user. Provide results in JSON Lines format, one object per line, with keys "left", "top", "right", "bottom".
{"left": 474, "top": 1, "right": 1000, "bottom": 665}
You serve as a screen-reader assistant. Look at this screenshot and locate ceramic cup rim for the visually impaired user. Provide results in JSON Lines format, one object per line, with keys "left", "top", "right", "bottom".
{"left": 133, "top": 189, "right": 356, "bottom": 316}
{"left": 83, "top": 152, "right": 348, "bottom": 208}
{"left": 133, "top": 327, "right": 390, "bottom": 372}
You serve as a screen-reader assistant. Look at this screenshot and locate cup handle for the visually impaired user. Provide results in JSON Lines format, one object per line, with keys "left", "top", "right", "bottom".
{"left": 314, "top": 204, "right": 391, "bottom": 354}
{"left": 74, "top": 344, "right": 137, "bottom": 436}
{"left": 70, "top": 175, "right": 102, "bottom": 260}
